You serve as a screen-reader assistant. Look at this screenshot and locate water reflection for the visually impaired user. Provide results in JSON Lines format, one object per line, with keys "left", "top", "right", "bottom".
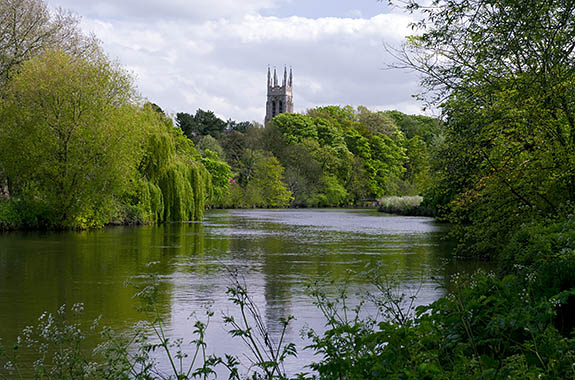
{"left": 0, "top": 209, "right": 489, "bottom": 374}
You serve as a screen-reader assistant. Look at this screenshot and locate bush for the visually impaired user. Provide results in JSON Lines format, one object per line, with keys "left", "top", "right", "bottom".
{"left": 500, "top": 214, "right": 575, "bottom": 271}
{"left": 0, "top": 200, "right": 21, "bottom": 230}
{"left": 305, "top": 268, "right": 575, "bottom": 379}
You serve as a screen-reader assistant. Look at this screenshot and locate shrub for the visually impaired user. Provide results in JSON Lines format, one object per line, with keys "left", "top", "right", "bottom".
{"left": 500, "top": 214, "right": 575, "bottom": 271}
{"left": 0, "top": 200, "right": 21, "bottom": 230}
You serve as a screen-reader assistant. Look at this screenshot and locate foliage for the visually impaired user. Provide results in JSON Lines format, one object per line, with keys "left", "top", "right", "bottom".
{"left": 301, "top": 261, "right": 575, "bottom": 379}
{"left": 248, "top": 153, "right": 293, "bottom": 207}
{"left": 172, "top": 104, "right": 440, "bottom": 208}
{"left": 197, "top": 135, "right": 225, "bottom": 158}
{"left": 0, "top": 200, "right": 21, "bottom": 230}
{"left": 500, "top": 213, "right": 575, "bottom": 272}
{"left": 228, "top": 150, "right": 292, "bottom": 208}
{"left": 270, "top": 109, "right": 411, "bottom": 205}
{"left": 176, "top": 110, "right": 227, "bottom": 142}
{"left": 272, "top": 113, "right": 319, "bottom": 145}
{"left": 200, "top": 149, "right": 232, "bottom": 207}
{"left": 396, "top": 0, "right": 575, "bottom": 256}
{"left": 402, "top": 136, "right": 432, "bottom": 195}
{"left": 384, "top": 110, "right": 442, "bottom": 144}
{"left": 0, "top": 1, "right": 212, "bottom": 229}
{"left": 305, "top": 175, "right": 348, "bottom": 207}
{"left": 135, "top": 106, "right": 209, "bottom": 223}
{"left": 356, "top": 106, "right": 398, "bottom": 137}
{"left": 0, "top": 50, "right": 141, "bottom": 228}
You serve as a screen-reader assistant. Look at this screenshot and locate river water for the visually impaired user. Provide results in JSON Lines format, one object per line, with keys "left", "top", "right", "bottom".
{"left": 0, "top": 208, "right": 483, "bottom": 376}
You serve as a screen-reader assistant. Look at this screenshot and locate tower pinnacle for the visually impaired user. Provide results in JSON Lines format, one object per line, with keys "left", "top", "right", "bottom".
{"left": 265, "top": 65, "right": 294, "bottom": 125}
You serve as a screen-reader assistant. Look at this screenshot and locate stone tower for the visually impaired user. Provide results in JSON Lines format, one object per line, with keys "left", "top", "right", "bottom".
{"left": 265, "top": 66, "right": 293, "bottom": 125}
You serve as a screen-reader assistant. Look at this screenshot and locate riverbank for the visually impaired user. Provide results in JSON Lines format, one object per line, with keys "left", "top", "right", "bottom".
{"left": 0, "top": 199, "right": 387, "bottom": 232}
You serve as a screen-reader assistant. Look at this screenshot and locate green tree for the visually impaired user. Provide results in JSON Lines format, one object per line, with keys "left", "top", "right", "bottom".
{"left": 397, "top": 0, "right": 575, "bottom": 255}
{"left": 196, "top": 135, "right": 225, "bottom": 158}
{"left": 135, "top": 107, "right": 208, "bottom": 223}
{"left": 356, "top": 106, "right": 399, "bottom": 138}
{"left": 271, "top": 137, "right": 324, "bottom": 206}
{"left": 270, "top": 108, "right": 408, "bottom": 204}
{"left": 0, "top": 50, "right": 140, "bottom": 227}
{"left": 175, "top": 112, "right": 195, "bottom": 138}
{"left": 402, "top": 136, "right": 432, "bottom": 194}
{"left": 227, "top": 119, "right": 254, "bottom": 133}
{"left": 245, "top": 152, "right": 292, "bottom": 207}
{"left": 200, "top": 149, "right": 232, "bottom": 207}
{"left": 272, "top": 113, "right": 319, "bottom": 144}
{"left": 384, "top": 110, "right": 442, "bottom": 144}
{"left": 269, "top": 114, "right": 351, "bottom": 205}
{"left": 176, "top": 109, "right": 227, "bottom": 142}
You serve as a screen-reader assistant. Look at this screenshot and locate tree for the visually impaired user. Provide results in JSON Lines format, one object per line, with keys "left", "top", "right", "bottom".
{"left": 272, "top": 113, "right": 319, "bottom": 144}
{"left": 196, "top": 135, "right": 225, "bottom": 157}
{"left": 200, "top": 149, "right": 232, "bottom": 207}
{"left": 175, "top": 109, "right": 227, "bottom": 142}
{"left": 356, "top": 106, "right": 398, "bottom": 138}
{"left": 384, "top": 110, "right": 442, "bottom": 144}
{"left": 0, "top": 0, "right": 99, "bottom": 87}
{"left": 270, "top": 108, "right": 409, "bottom": 204}
{"left": 396, "top": 0, "right": 575, "bottom": 255}
{"left": 0, "top": 50, "right": 140, "bottom": 227}
{"left": 245, "top": 152, "right": 292, "bottom": 207}
{"left": 175, "top": 112, "right": 195, "bottom": 138}
{"left": 147, "top": 102, "right": 165, "bottom": 115}
{"left": 402, "top": 136, "right": 432, "bottom": 194}
{"left": 133, "top": 106, "right": 209, "bottom": 223}
{"left": 227, "top": 119, "right": 253, "bottom": 133}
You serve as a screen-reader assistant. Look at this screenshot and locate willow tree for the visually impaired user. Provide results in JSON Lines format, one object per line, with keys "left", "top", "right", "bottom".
{"left": 0, "top": 50, "right": 142, "bottom": 228}
{"left": 133, "top": 105, "right": 210, "bottom": 223}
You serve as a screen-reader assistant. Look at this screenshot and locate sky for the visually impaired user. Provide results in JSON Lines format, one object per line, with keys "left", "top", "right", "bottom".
{"left": 48, "top": 0, "right": 423, "bottom": 122}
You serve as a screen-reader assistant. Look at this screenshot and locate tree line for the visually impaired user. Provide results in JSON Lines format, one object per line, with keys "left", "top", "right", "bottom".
{"left": 176, "top": 106, "right": 441, "bottom": 209}
{"left": 0, "top": 0, "right": 442, "bottom": 229}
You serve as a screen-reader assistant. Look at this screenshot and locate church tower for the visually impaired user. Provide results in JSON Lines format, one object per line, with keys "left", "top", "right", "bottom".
{"left": 265, "top": 66, "right": 293, "bottom": 125}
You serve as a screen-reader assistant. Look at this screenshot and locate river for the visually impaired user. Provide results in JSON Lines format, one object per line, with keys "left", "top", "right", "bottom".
{"left": 0, "top": 208, "right": 484, "bottom": 376}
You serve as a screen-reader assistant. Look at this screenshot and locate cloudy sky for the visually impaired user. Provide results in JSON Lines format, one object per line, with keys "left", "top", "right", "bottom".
{"left": 48, "top": 0, "right": 423, "bottom": 122}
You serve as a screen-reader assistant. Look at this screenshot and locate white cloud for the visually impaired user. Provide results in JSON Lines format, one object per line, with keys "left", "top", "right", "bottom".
{"left": 76, "top": 8, "right": 422, "bottom": 122}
